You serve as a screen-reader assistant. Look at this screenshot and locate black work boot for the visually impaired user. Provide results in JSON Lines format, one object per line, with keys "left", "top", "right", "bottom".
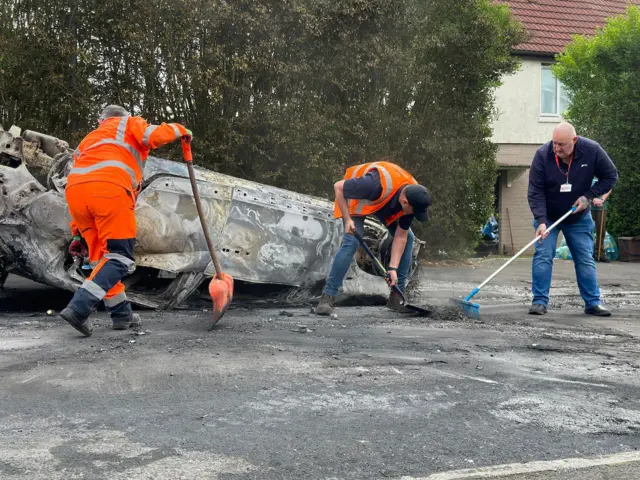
{"left": 528, "top": 303, "right": 547, "bottom": 315}
{"left": 315, "top": 293, "right": 336, "bottom": 315}
{"left": 386, "top": 290, "right": 413, "bottom": 313}
{"left": 585, "top": 305, "right": 611, "bottom": 317}
{"left": 59, "top": 308, "right": 93, "bottom": 337}
{"left": 112, "top": 313, "right": 142, "bottom": 330}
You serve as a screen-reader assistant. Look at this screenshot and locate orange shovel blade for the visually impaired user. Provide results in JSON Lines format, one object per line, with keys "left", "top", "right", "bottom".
{"left": 208, "top": 272, "right": 234, "bottom": 328}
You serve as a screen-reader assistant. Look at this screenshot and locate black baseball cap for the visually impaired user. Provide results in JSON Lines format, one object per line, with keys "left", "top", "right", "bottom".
{"left": 404, "top": 185, "right": 432, "bottom": 221}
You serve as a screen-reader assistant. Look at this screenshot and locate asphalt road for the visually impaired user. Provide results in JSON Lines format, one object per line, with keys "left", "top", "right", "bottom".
{"left": 1, "top": 259, "right": 640, "bottom": 479}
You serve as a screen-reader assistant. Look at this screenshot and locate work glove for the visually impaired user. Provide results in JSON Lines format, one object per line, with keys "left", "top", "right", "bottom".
{"left": 181, "top": 129, "right": 193, "bottom": 143}
{"left": 69, "top": 235, "right": 88, "bottom": 258}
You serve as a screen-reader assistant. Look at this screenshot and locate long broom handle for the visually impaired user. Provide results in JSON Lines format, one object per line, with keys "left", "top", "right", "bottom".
{"left": 465, "top": 206, "right": 577, "bottom": 301}
{"left": 182, "top": 139, "right": 223, "bottom": 276}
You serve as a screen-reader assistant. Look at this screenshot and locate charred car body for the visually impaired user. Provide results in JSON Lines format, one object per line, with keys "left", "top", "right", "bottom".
{"left": 0, "top": 125, "right": 423, "bottom": 310}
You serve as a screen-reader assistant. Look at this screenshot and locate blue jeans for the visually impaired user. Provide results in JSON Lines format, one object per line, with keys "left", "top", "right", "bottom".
{"left": 532, "top": 211, "right": 601, "bottom": 308}
{"left": 323, "top": 217, "right": 414, "bottom": 296}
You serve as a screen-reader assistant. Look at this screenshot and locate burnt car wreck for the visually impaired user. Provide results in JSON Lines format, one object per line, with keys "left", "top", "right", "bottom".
{"left": 0, "top": 125, "right": 423, "bottom": 310}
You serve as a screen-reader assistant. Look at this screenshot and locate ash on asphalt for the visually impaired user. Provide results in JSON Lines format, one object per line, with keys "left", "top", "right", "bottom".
{"left": 1, "top": 268, "right": 640, "bottom": 480}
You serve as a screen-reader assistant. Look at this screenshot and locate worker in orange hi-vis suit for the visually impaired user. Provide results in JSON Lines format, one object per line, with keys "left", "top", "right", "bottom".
{"left": 61, "top": 105, "right": 192, "bottom": 337}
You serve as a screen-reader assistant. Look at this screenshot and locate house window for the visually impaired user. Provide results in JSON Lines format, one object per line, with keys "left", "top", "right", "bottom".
{"left": 541, "top": 64, "right": 569, "bottom": 116}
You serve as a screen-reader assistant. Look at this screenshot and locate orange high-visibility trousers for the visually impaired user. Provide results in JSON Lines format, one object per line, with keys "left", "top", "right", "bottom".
{"left": 65, "top": 182, "right": 137, "bottom": 320}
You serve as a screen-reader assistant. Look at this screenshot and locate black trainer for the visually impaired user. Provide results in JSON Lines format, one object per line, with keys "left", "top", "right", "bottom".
{"left": 528, "top": 303, "right": 547, "bottom": 315}
{"left": 585, "top": 305, "right": 611, "bottom": 317}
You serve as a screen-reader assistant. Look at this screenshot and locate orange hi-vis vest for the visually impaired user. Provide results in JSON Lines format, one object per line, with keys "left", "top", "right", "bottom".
{"left": 333, "top": 161, "right": 418, "bottom": 226}
{"left": 66, "top": 115, "right": 189, "bottom": 195}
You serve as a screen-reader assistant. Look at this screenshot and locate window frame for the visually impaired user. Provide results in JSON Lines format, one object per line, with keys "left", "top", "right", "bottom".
{"left": 540, "top": 63, "right": 568, "bottom": 118}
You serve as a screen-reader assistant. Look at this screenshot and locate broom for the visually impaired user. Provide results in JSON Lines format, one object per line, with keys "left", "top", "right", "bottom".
{"left": 452, "top": 206, "right": 577, "bottom": 319}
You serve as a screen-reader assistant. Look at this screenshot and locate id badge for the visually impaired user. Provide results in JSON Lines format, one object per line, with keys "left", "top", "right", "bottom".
{"left": 560, "top": 183, "right": 572, "bottom": 193}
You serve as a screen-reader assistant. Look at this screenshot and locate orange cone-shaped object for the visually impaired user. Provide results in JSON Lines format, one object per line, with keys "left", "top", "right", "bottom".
{"left": 182, "top": 138, "right": 234, "bottom": 328}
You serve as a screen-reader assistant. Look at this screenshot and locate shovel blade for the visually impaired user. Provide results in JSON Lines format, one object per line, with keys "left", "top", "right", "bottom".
{"left": 404, "top": 303, "right": 432, "bottom": 316}
{"left": 208, "top": 272, "right": 234, "bottom": 329}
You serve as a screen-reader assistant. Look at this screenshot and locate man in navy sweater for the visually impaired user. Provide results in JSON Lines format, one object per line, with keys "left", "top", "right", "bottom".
{"left": 527, "top": 122, "right": 618, "bottom": 316}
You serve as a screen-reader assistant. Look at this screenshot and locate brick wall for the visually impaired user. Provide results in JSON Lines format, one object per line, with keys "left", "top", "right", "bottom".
{"left": 496, "top": 144, "right": 565, "bottom": 256}
{"left": 496, "top": 144, "right": 539, "bottom": 167}
{"left": 499, "top": 170, "right": 534, "bottom": 255}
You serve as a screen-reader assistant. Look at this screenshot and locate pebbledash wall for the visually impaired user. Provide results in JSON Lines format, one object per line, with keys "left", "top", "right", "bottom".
{"left": 490, "top": 56, "right": 565, "bottom": 254}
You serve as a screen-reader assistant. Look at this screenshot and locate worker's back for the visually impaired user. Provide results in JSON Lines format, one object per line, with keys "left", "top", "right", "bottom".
{"left": 67, "top": 115, "right": 151, "bottom": 194}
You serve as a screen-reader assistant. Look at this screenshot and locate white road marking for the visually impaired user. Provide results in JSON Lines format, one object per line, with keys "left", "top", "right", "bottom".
{"left": 434, "top": 370, "right": 500, "bottom": 385}
{"left": 400, "top": 450, "right": 640, "bottom": 479}
{"left": 536, "top": 375, "right": 612, "bottom": 389}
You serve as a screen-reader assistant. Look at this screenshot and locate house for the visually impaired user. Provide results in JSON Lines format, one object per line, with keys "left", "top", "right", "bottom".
{"left": 490, "top": 0, "right": 640, "bottom": 254}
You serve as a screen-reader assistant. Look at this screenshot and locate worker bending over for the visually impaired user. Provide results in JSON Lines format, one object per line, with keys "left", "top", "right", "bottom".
{"left": 61, "top": 105, "right": 191, "bottom": 336}
{"left": 316, "top": 161, "right": 432, "bottom": 315}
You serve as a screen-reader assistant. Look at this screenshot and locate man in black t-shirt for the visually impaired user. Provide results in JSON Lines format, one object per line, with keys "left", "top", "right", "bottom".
{"left": 316, "top": 162, "right": 431, "bottom": 315}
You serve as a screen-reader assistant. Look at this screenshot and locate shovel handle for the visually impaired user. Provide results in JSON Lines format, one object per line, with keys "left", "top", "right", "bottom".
{"left": 182, "top": 139, "right": 223, "bottom": 276}
{"left": 352, "top": 230, "right": 407, "bottom": 303}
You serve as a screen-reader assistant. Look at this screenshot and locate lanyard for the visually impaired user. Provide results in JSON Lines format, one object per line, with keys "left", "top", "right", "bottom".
{"left": 555, "top": 154, "right": 573, "bottom": 184}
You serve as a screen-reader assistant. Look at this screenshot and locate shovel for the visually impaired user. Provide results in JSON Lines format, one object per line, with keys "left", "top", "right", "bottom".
{"left": 353, "top": 230, "right": 432, "bottom": 316}
{"left": 181, "top": 137, "right": 234, "bottom": 329}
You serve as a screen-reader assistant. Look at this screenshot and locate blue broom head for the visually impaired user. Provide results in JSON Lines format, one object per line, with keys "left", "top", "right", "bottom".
{"left": 450, "top": 297, "right": 481, "bottom": 319}
{"left": 460, "top": 301, "right": 480, "bottom": 320}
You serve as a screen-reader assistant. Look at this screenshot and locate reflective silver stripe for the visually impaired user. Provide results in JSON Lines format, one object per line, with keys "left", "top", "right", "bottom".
{"left": 354, "top": 200, "right": 370, "bottom": 215}
{"left": 105, "top": 253, "right": 135, "bottom": 268}
{"left": 116, "top": 115, "right": 129, "bottom": 142}
{"left": 104, "top": 292, "right": 127, "bottom": 307}
{"left": 368, "top": 164, "right": 393, "bottom": 205}
{"left": 89, "top": 260, "right": 99, "bottom": 268}
{"left": 170, "top": 124, "right": 181, "bottom": 140}
{"left": 142, "top": 125, "right": 158, "bottom": 147}
{"left": 81, "top": 138, "right": 144, "bottom": 172}
{"left": 68, "top": 160, "right": 138, "bottom": 190}
{"left": 350, "top": 164, "right": 367, "bottom": 179}
{"left": 81, "top": 279, "right": 106, "bottom": 300}
{"left": 353, "top": 164, "right": 395, "bottom": 214}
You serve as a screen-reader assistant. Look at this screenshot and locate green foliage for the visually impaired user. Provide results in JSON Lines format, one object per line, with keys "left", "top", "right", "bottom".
{"left": 554, "top": 6, "right": 640, "bottom": 237}
{"left": 0, "top": 0, "right": 525, "bottom": 256}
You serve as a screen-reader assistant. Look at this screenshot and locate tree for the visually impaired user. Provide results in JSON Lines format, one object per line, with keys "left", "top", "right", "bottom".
{"left": 553, "top": 6, "right": 640, "bottom": 237}
{"left": 0, "top": 0, "right": 525, "bottom": 256}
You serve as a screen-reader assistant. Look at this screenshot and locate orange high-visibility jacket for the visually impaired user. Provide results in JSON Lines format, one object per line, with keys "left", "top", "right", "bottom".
{"left": 67, "top": 115, "right": 189, "bottom": 236}
{"left": 333, "top": 161, "right": 418, "bottom": 226}
{"left": 67, "top": 115, "right": 189, "bottom": 194}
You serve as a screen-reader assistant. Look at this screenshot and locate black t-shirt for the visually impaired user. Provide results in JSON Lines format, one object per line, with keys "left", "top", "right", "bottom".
{"left": 342, "top": 169, "right": 414, "bottom": 230}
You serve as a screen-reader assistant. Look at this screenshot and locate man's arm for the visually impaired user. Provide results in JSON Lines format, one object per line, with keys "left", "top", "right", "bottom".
{"left": 527, "top": 150, "right": 548, "bottom": 225}
{"left": 335, "top": 171, "right": 383, "bottom": 235}
{"left": 128, "top": 117, "right": 190, "bottom": 150}
{"left": 386, "top": 215, "right": 413, "bottom": 286}
{"left": 586, "top": 145, "right": 618, "bottom": 199}
{"left": 334, "top": 180, "right": 355, "bottom": 234}
{"left": 389, "top": 227, "right": 408, "bottom": 269}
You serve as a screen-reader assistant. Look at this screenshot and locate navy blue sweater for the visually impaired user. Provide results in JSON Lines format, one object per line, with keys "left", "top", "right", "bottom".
{"left": 527, "top": 136, "right": 618, "bottom": 225}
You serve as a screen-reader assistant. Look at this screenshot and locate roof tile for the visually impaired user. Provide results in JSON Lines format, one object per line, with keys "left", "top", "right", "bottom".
{"left": 496, "top": 0, "right": 640, "bottom": 54}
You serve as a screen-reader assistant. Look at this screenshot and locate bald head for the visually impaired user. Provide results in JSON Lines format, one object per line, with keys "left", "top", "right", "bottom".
{"left": 552, "top": 122, "right": 577, "bottom": 161}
